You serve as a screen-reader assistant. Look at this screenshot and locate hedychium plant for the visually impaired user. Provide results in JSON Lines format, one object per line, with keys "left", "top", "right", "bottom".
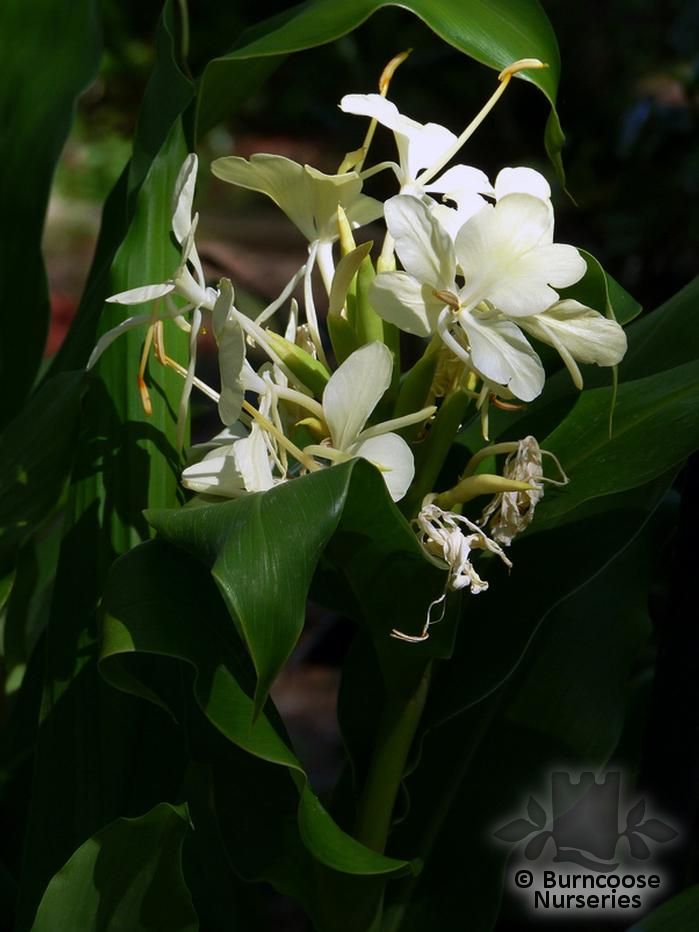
{"left": 3, "top": 1, "right": 699, "bottom": 931}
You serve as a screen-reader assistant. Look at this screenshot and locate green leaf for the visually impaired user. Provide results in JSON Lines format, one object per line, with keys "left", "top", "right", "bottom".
{"left": 630, "top": 885, "right": 699, "bottom": 931}
{"left": 30, "top": 804, "right": 198, "bottom": 932}
{"left": 15, "top": 10, "right": 198, "bottom": 925}
{"left": 0, "top": 372, "right": 84, "bottom": 568}
{"left": 560, "top": 248, "right": 642, "bottom": 326}
{"left": 48, "top": 0, "right": 194, "bottom": 377}
{"left": 146, "top": 459, "right": 449, "bottom": 714}
{"left": 0, "top": 0, "right": 100, "bottom": 426}
{"left": 537, "top": 361, "right": 699, "bottom": 524}
{"left": 100, "top": 538, "right": 414, "bottom": 883}
{"left": 197, "top": 0, "right": 563, "bottom": 167}
{"left": 621, "top": 274, "right": 699, "bottom": 381}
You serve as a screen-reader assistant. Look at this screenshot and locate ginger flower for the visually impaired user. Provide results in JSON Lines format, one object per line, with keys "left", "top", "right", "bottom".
{"left": 370, "top": 194, "right": 625, "bottom": 402}
{"left": 302, "top": 342, "right": 434, "bottom": 502}
{"left": 339, "top": 94, "right": 458, "bottom": 193}
{"left": 211, "top": 153, "right": 382, "bottom": 362}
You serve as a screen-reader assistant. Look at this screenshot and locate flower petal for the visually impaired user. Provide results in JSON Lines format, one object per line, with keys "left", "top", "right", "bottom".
{"left": 212, "top": 154, "right": 313, "bottom": 239}
{"left": 171, "top": 154, "right": 198, "bottom": 245}
{"left": 212, "top": 279, "right": 246, "bottom": 426}
{"left": 212, "top": 154, "right": 379, "bottom": 244}
{"left": 494, "top": 166, "right": 551, "bottom": 202}
{"left": 455, "top": 194, "right": 585, "bottom": 315}
{"left": 234, "top": 425, "right": 276, "bottom": 492}
{"left": 369, "top": 271, "right": 443, "bottom": 337}
{"left": 323, "top": 342, "right": 392, "bottom": 449}
{"left": 303, "top": 165, "right": 382, "bottom": 240}
{"left": 106, "top": 282, "right": 175, "bottom": 305}
{"left": 181, "top": 446, "right": 246, "bottom": 498}
{"left": 404, "top": 121, "right": 457, "bottom": 180}
{"left": 352, "top": 432, "right": 415, "bottom": 501}
{"left": 340, "top": 95, "right": 455, "bottom": 181}
{"left": 385, "top": 195, "right": 455, "bottom": 288}
{"left": 518, "top": 299, "right": 628, "bottom": 384}
{"left": 424, "top": 164, "right": 494, "bottom": 203}
{"left": 340, "top": 93, "right": 403, "bottom": 130}
{"left": 458, "top": 312, "right": 545, "bottom": 402}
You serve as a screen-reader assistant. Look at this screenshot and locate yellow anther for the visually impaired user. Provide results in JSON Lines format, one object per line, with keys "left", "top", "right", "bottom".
{"left": 498, "top": 58, "right": 548, "bottom": 82}
{"left": 346, "top": 49, "right": 412, "bottom": 175}
{"left": 379, "top": 49, "right": 412, "bottom": 96}
{"left": 433, "top": 289, "right": 461, "bottom": 311}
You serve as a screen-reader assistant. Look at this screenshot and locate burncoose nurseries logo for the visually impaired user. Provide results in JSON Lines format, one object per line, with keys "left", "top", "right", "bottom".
{"left": 494, "top": 771, "right": 678, "bottom": 918}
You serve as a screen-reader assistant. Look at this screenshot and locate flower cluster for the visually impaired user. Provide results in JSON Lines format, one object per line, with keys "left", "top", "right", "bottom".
{"left": 89, "top": 57, "right": 628, "bottom": 627}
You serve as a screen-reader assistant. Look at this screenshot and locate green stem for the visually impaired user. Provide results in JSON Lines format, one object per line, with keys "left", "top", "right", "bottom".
{"left": 382, "top": 691, "right": 505, "bottom": 932}
{"left": 355, "top": 665, "right": 431, "bottom": 853}
{"left": 401, "top": 390, "right": 473, "bottom": 518}
{"left": 176, "top": 0, "right": 192, "bottom": 78}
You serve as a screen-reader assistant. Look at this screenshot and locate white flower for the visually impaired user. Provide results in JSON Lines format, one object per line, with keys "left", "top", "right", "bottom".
{"left": 414, "top": 502, "right": 511, "bottom": 592}
{"left": 303, "top": 342, "right": 431, "bottom": 502}
{"left": 181, "top": 367, "right": 287, "bottom": 498}
{"left": 211, "top": 153, "right": 382, "bottom": 245}
{"left": 211, "top": 153, "right": 382, "bottom": 363}
{"left": 87, "top": 154, "right": 217, "bottom": 370}
{"left": 210, "top": 278, "right": 245, "bottom": 426}
{"left": 429, "top": 165, "right": 552, "bottom": 241}
{"left": 369, "top": 193, "right": 616, "bottom": 402}
{"left": 340, "top": 94, "right": 458, "bottom": 193}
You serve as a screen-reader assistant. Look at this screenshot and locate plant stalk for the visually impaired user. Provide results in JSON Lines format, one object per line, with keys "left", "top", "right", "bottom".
{"left": 355, "top": 665, "right": 431, "bottom": 853}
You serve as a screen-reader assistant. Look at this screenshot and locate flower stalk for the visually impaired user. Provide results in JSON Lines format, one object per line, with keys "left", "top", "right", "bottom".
{"left": 355, "top": 664, "right": 431, "bottom": 852}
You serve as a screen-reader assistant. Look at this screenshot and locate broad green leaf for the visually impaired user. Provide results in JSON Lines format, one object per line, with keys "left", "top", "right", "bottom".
{"left": 0, "top": 372, "right": 84, "bottom": 563}
{"left": 0, "top": 372, "right": 84, "bottom": 568}
{"left": 146, "top": 459, "right": 449, "bottom": 713}
{"left": 0, "top": 0, "right": 100, "bottom": 426}
{"left": 537, "top": 361, "right": 699, "bottom": 523}
{"left": 100, "top": 539, "right": 414, "bottom": 884}
{"left": 621, "top": 274, "right": 699, "bottom": 381}
{"left": 197, "top": 0, "right": 563, "bottom": 169}
{"left": 30, "top": 804, "right": 197, "bottom": 932}
{"left": 48, "top": 0, "right": 194, "bottom": 377}
{"left": 3, "top": 521, "right": 62, "bottom": 694}
{"left": 15, "top": 10, "right": 197, "bottom": 925}
{"left": 630, "top": 885, "right": 699, "bottom": 931}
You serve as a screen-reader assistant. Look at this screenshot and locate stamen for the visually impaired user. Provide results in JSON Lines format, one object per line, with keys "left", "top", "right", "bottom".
{"left": 491, "top": 395, "right": 525, "bottom": 411}
{"left": 379, "top": 49, "right": 412, "bottom": 95}
{"left": 137, "top": 324, "right": 155, "bottom": 416}
{"left": 346, "top": 49, "right": 412, "bottom": 175}
{"left": 153, "top": 322, "right": 221, "bottom": 403}
{"left": 433, "top": 289, "right": 461, "bottom": 311}
{"left": 242, "top": 400, "right": 321, "bottom": 473}
{"left": 417, "top": 58, "right": 548, "bottom": 186}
